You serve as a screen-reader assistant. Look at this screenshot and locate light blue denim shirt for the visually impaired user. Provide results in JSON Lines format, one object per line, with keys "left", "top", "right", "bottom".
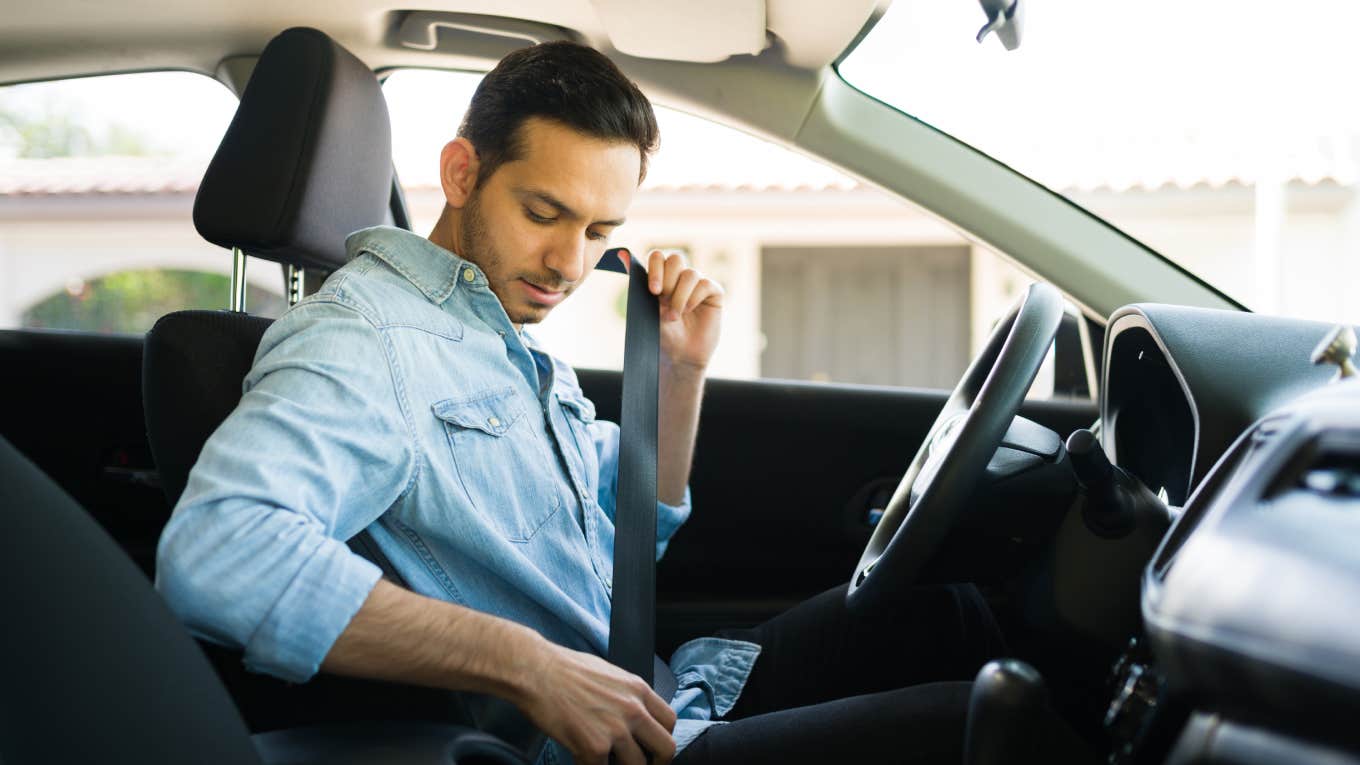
{"left": 155, "top": 225, "right": 759, "bottom": 761}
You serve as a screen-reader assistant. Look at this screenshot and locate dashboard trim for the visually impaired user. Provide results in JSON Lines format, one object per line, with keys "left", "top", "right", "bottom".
{"left": 1102, "top": 309, "right": 1202, "bottom": 502}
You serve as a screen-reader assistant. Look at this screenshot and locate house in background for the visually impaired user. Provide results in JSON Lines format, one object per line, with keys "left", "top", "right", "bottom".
{"left": 0, "top": 154, "right": 1029, "bottom": 390}
{"left": 4, "top": 135, "right": 1358, "bottom": 390}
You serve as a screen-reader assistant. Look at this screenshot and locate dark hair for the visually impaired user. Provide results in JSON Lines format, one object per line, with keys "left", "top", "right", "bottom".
{"left": 458, "top": 41, "right": 659, "bottom": 186}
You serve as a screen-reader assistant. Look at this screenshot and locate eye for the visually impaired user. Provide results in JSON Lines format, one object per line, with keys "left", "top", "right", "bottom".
{"left": 586, "top": 229, "right": 609, "bottom": 242}
{"left": 524, "top": 207, "right": 554, "bottom": 224}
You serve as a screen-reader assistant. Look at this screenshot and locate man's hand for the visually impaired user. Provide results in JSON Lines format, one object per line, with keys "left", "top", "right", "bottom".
{"left": 515, "top": 639, "right": 677, "bottom": 765}
{"left": 625, "top": 249, "right": 723, "bottom": 371}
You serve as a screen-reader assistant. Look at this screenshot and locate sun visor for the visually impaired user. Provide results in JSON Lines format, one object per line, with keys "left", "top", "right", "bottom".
{"left": 592, "top": 0, "right": 768, "bottom": 62}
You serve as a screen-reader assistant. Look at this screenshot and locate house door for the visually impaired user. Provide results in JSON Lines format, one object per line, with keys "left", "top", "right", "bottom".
{"left": 760, "top": 245, "right": 971, "bottom": 388}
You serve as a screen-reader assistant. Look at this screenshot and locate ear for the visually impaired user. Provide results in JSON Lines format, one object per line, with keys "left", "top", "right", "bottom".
{"left": 438, "top": 137, "right": 480, "bottom": 208}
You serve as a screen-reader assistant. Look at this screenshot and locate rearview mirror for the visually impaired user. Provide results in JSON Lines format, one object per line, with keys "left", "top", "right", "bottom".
{"left": 976, "top": 0, "right": 1024, "bottom": 50}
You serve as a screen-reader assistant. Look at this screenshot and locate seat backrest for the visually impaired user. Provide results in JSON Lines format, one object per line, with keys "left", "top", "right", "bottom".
{"left": 0, "top": 435, "right": 262, "bottom": 765}
{"left": 147, "top": 25, "right": 396, "bottom": 505}
{"left": 141, "top": 25, "right": 443, "bottom": 731}
{"left": 145, "top": 311, "right": 274, "bottom": 506}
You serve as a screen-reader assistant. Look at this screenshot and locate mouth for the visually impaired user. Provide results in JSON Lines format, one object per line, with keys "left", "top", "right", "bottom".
{"left": 519, "top": 278, "right": 566, "bottom": 306}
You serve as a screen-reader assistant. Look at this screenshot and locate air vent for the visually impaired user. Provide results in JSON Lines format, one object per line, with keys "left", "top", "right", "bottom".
{"left": 1297, "top": 454, "right": 1360, "bottom": 497}
{"left": 1264, "top": 429, "right": 1360, "bottom": 502}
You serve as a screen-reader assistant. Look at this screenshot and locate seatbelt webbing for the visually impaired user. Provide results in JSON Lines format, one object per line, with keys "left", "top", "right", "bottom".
{"left": 597, "top": 248, "right": 675, "bottom": 701}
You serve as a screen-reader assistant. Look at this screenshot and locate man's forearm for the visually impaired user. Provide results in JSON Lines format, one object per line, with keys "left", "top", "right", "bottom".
{"left": 325, "top": 579, "right": 678, "bottom": 762}
{"left": 322, "top": 578, "right": 543, "bottom": 703}
{"left": 657, "top": 359, "right": 705, "bottom": 506}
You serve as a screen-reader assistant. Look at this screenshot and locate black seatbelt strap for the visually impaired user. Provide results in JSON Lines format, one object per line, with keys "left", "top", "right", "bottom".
{"left": 597, "top": 248, "right": 676, "bottom": 703}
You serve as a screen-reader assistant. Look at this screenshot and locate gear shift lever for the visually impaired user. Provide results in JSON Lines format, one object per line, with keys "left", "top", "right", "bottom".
{"left": 964, "top": 659, "right": 1099, "bottom": 765}
{"left": 964, "top": 660, "right": 1049, "bottom": 765}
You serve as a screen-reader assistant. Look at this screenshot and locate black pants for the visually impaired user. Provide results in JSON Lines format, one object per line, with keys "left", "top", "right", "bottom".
{"left": 673, "top": 583, "right": 1007, "bottom": 765}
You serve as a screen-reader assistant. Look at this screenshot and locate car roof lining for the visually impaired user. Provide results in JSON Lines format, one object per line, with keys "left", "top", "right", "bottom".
{"left": 0, "top": 0, "right": 884, "bottom": 83}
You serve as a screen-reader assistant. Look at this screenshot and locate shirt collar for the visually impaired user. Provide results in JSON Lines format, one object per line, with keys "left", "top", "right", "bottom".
{"left": 345, "top": 225, "right": 487, "bottom": 305}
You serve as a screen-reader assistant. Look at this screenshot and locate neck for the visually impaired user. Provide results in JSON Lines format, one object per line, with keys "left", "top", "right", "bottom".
{"left": 427, "top": 203, "right": 461, "bottom": 254}
{"left": 428, "top": 205, "right": 522, "bottom": 333}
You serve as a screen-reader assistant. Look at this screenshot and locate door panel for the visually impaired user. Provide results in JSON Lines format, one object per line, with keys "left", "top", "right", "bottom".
{"left": 576, "top": 370, "right": 1097, "bottom": 652}
{"left": 0, "top": 329, "right": 167, "bottom": 576}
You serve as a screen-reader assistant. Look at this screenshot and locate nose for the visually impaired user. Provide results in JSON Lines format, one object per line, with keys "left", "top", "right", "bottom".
{"left": 543, "top": 229, "right": 588, "bottom": 286}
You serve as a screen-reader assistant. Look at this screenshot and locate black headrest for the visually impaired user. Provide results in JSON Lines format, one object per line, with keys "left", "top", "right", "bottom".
{"left": 193, "top": 27, "right": 392, "bottom": 272}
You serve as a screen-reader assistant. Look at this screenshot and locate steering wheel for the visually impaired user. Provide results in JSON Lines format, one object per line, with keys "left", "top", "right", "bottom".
{"left": 847, "top": 282, "right": 1065, "bottom": 611}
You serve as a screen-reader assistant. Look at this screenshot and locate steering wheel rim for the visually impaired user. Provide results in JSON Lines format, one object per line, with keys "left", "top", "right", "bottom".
{"left": 846, "top": 282, "right": 1066, "bottom": 611}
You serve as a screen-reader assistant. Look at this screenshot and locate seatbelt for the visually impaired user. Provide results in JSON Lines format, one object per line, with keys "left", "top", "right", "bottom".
{"left": 597, "top": 248, "right": 677, "bottom": 703}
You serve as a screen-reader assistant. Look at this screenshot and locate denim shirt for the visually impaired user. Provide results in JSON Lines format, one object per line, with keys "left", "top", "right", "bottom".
{"left": 155, "top": 226, "right": 759, "bottom": 761}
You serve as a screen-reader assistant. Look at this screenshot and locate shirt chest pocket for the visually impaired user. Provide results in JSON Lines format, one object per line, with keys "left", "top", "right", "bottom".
{"left": 555, "top": 390, "right": 601, "bottom": 490}
{"left": 433, "top": 387, "right": 562, "bottom": 542}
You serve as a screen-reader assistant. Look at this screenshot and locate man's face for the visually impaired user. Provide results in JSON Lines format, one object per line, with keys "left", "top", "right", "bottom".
{"left": 456, "top": 117, "right": 641, "bottom": 325}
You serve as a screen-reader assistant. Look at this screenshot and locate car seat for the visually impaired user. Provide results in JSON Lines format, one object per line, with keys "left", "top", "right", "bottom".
{"left": 140, "top": 25, "right": 539, "bottom": 763}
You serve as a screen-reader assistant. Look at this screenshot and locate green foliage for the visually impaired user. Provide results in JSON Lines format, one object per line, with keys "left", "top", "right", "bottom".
{"left": 0, "top": 106, "right": 158, "bottom": 158}
{"left": 22, "top": 269, "right": 286, "bottom": 334}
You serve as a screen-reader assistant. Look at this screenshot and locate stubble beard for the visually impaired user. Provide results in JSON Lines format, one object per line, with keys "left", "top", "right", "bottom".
{"left": 458, "top": 189, "right": 565, "bottom": 326}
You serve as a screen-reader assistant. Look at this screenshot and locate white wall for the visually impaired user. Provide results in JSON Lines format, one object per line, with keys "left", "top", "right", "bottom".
{"left": 0, "top": 197, "right": 283, "bottom": 328}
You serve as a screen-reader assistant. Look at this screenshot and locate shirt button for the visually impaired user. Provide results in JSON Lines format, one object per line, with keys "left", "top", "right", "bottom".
{"left": 462, "top": 268, "right": 475, "bottom": 282}
{"left": 488, "top": 416, "right": 501, "bottom": 428}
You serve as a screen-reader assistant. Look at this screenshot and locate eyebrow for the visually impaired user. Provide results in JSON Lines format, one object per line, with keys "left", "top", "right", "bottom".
{"left": 515, "top": 187, "right": 626, "bottom": 227}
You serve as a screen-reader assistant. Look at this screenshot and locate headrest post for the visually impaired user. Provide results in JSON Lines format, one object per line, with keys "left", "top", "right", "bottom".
{"left": 230, "top": 246, "right": 248, "bottom": 313}
{"left": 286, "top": 264, "right": 306, "bottom": 306}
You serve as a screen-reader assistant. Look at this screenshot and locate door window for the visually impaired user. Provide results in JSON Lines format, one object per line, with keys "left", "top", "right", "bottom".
{"left": 0, "top": 71, "right": 284, "bottom": 334}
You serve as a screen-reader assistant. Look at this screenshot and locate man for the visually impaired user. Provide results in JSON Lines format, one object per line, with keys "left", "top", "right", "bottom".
{"left": 158, "top": 41, "right": 1002, "bottom": 765}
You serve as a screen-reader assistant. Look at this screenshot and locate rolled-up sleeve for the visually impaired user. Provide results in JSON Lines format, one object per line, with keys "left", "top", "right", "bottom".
{"left": 590, "top": 419, "right": 692, "bottom": 561}
{"left": 155, "top": 299, "right": 414, "bottom": 682}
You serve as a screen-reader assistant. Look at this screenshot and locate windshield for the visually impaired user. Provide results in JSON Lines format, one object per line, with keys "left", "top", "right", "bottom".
{"left": 839, "top": 0, "right": 1360, "bottom": 325}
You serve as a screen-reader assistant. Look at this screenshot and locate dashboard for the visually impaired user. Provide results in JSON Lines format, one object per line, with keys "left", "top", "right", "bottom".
{"left": 1097, "top": 304, "right": 1360, "bottom": 763}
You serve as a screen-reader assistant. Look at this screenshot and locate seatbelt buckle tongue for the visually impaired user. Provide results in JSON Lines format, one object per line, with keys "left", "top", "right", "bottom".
{"left": 598, "top": 247, "right": 633, "bottom": 275}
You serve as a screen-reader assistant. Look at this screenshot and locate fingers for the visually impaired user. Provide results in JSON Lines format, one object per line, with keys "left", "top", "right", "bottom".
{"left": 525, "top": 646, "right": 678, "bottom": 765}
{"left": 613, "top": 734, "right": 649, "bottom": 765}
{"left": 648, "top": 250, "right": 687, "bottom": 302}
{"left": 642, "top": 686, "right": 678, "bottom": 733}
{"left": 576, "top": 693, "right": 674, "bottom": 765}
{"left": 631, "top": 682, "right": 676, "bottom": 763}
{"left": 659, "top": 252, "right": 687, "bottom": 297}
{"left": 667, "top": 270, "right": 700, "bottom": 321}
{"left": 633, "top": 714, "right": 677, "bottom": 764}
{"left": 644, "top": 249, "right": 721, "bottom": 321}
{"left": 683, "top": 277, "right": 723, "bottom": 315}
{"left": 648, "top": 249, "right": 666, "bottom": 293}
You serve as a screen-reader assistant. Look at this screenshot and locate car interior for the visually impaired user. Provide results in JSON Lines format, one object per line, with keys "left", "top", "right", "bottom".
{"left": 2, "top": 2, "right": 1360, "bottom": 764}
